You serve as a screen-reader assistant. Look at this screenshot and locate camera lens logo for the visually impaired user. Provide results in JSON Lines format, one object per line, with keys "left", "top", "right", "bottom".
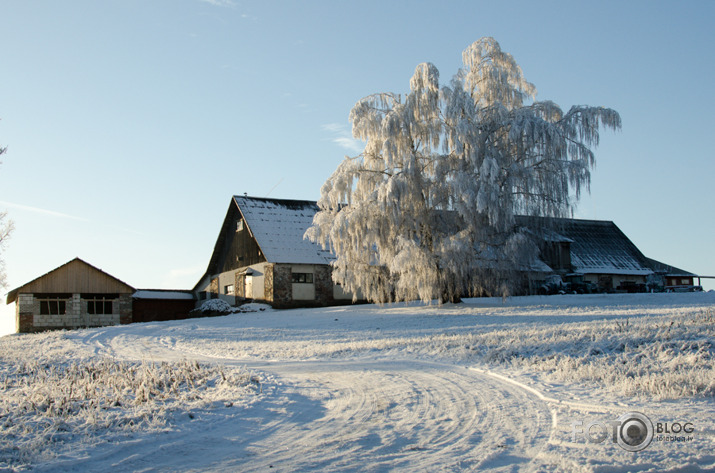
{"left": 616, "top": 412, "right": 653, "bottom": 452}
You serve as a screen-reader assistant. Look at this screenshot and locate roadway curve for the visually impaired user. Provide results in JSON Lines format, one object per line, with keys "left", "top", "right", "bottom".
{"left": 65, "top": 325, "right": 555, "bottom": 472}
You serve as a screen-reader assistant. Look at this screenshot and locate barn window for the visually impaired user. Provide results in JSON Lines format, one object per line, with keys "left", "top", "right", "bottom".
{"left": 225, "top": 284, "right": 234, "bottom": 295}
{"left": 84, "top": 294, "right": 118, "bottom": 315}
{"left": 37, "top": 294, "right": 71, "bottom": 315}
{"left": 292, "top": 273, "right": 314, "bottom": 284}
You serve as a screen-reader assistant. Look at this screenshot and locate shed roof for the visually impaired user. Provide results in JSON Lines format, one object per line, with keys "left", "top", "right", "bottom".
{"left": 643, "top": 258, "right": 697, "bottom": 277}
{"left": 133, "top": 290, "right": 196, "bottom": 300}
{"left": 233, "top": 195, "right": 334, "bottom": 265}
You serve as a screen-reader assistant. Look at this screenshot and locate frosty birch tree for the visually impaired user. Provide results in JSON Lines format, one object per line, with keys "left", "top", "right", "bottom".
{"left": 306, "top": 37, "right": 620, "bottom": 303}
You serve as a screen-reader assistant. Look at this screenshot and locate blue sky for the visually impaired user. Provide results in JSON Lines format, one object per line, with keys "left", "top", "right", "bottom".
{"left": 2, "top": 0, "right": 714, "bottom": 334}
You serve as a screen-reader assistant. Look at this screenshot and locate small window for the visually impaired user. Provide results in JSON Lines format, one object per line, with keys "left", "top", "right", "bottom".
{"left": 292, "top": 272, "right": 314, "bottom": 284}
{"left": 37, "top": 294, "right": 71, "bottom": 315}
{"left": 87, "top": 299, "right": 113, "bottom": 315}
{"left": 199, "top": 291, "right": 207, "bottom": 301}
{"left": 237, "top": 220, "right": 244, "bottom": 232}
{"left": 225, "top": 284, "right": 234, "bottom": 295}
{"left": 83, "top": 294, "right": 118, "bottom": 315}
{"left": 40, "top": 299, "right": 67, "bottom": 315}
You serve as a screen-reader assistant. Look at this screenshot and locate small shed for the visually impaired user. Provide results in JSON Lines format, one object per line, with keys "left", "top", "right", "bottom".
{"left": 132, "top": 290, "right": 196, "bottom": 323}
{"left": 6, "top": 258, "right": 135, "bottom": 333}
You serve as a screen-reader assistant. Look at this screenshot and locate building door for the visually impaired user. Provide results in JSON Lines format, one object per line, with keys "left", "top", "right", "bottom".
{"left": 245, "top": 275, "right": 253, "bottom": 299}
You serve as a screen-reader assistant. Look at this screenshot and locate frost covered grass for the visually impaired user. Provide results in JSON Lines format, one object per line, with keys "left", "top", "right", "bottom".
{"left": 473, "top": 307, "right": 715, "bottom": 399}
{"left": 0, "top": 334, "right": 263, "bottom": 469}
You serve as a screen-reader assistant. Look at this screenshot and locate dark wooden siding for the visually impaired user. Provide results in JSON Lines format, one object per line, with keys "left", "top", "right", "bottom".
{"left": 132, "top": 298, "right": 196, "bottom": 323}
{"left": 220, "top": 216, "right": 265, "bottom": 272}
{"left": 210, "top": 204, "right": 266, "bottom": 275}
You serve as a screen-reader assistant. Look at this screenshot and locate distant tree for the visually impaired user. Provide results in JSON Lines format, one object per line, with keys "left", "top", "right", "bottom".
{"left": 306, "top": 37, "right": 620, "bottom": 303}
{"left": 0, "top": 141, "right": 13, "bottom": 289}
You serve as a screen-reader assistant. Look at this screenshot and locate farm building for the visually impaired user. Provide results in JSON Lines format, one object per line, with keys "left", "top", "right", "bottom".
{"left": 193, "top": 195, "right": 356, "bottom": 309}
{"left": 6, "top": 258, "right": 198, "bottom": 333}
{"left": 6, "top": 258, "right": 135, "bottom": 333}
{"left": 519, "top": 217, "right": 699, "bottom": 292}
{"left": 6, "top": 198, "right": 701, "bottom": 333}
{"left": 195, "top": 197, "right": 700, "bottom": 304}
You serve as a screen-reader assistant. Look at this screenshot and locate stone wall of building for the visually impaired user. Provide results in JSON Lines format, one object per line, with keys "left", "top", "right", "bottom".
{"left": 15, "top": 293, "right": 131, "bottom": 333}
{"left": 118, "top": 294, "right": 133, "bottom": 325}
{"left": 263, "top": 264, "right": 274, "bottom": 303}
{"left": 272, "top": 264, "right": 293, "bottom": 308}
{"left": 314, "top": 265, "right": 334, "bottom": 306}
{"left": 16, "top": 294, "right": 35, "bottom": 333}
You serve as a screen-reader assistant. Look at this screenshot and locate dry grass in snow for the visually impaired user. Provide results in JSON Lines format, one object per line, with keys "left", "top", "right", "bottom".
{"left": 466, "top": 307, "right": 715, "bottom": 399}
{"left": 0, "top": 355, "right": 262, "bottom": 468}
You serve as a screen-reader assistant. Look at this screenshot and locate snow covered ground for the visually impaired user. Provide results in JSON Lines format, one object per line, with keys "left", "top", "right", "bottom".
{"left": 1, "top": 292, "right": 714, "bottom": 472}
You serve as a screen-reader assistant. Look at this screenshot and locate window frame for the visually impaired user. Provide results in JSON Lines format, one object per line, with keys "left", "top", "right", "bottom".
{"left": 291, "top": 272, "right": 314, "bottom": 284}
{"left": 36, "top": 293, "right": 71, "bottom": 316}
{"left": 82, "top": 294, "right": 118, "bottom": 315}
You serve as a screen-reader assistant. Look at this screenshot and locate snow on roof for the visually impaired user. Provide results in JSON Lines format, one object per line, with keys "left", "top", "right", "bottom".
{"left": 133, "top": 290, "right": 195, "bottom": 300}
{"left": 550, "top": 219, "right": 653, "bottom": 276}
{"left": 233, "top": 196, "right": 334, "bottom": 265}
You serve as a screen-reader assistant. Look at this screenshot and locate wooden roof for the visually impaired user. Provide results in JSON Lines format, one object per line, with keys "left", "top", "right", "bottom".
{"left": 6, "top": 258, "right": 135, "bottom": 304}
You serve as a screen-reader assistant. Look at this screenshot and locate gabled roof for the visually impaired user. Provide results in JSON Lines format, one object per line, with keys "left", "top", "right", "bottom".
{"left": 233, "top": 195, "right": 334, "bottom": 265}
{"left": 6, "top": 257, "right": 135, "bottom": 304}
{"left": 197, "top": 196, "right": 335, "bottom": 285}
{"left": 519, "top": 217, "right": 654, "bottom": 276}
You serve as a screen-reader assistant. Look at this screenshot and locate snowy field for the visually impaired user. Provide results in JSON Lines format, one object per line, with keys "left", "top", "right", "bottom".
{"left": 1, "top": 293, "right": 714, "bottom": 472}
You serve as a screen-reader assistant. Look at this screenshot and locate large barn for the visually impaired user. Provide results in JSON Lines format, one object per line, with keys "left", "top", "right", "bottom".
{"left": 519, "top": 216, "right": 699, "bottom": 292}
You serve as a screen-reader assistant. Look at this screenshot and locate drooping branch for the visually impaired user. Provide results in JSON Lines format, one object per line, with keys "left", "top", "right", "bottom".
{"left": 307, "top": 37, "right": 620, "bottom": 304}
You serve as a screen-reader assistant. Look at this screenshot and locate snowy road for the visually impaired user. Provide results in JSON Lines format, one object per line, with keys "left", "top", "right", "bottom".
{"left": 69, "top": 325, "right": 555, "bottom": 472}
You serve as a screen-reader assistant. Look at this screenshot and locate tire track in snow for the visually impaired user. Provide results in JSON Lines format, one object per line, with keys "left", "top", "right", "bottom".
{"left": 68, "top": 326, "right": 554, "bottom": 472}
{"left": 214, "top": 360, "right": 554, "bottom": 472}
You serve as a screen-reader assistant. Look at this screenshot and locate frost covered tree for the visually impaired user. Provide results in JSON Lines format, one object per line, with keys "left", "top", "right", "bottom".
{"left": 0, "top": 141, "right": 13, "bottom": 289}
{"left": 306, "top": 38, "right": 620, "bottom": 303}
